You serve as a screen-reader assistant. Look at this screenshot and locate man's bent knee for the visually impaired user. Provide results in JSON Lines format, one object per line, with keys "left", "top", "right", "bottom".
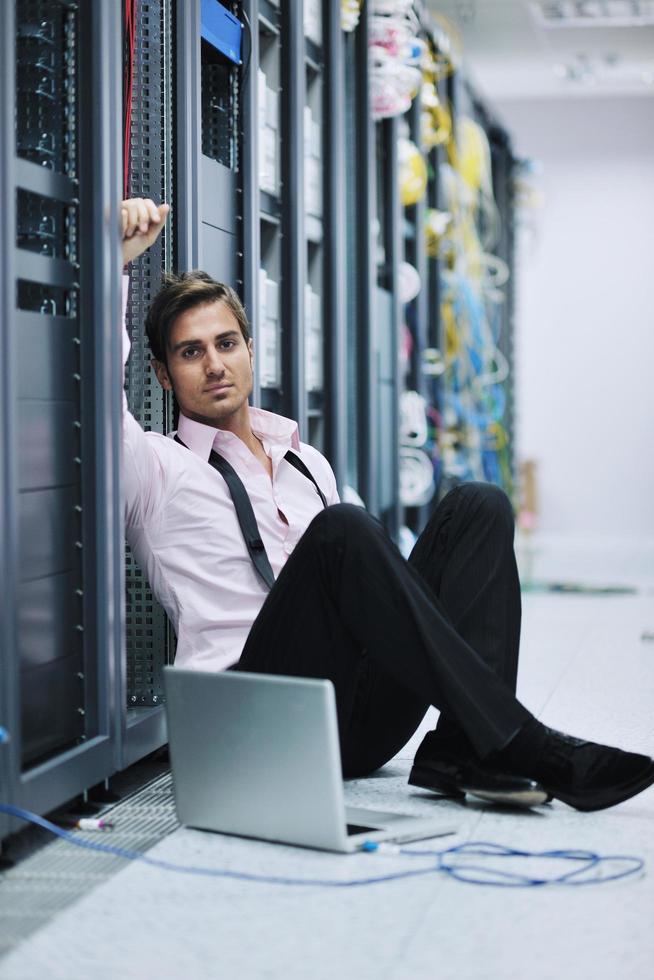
{"left": 447, "top": 481, "right": 514, "bottom": 527}
{"left": 303, "top": 503, "right": 381, "bottom": 550}
{"left": 311, "top": 502, "right": 374, "bottom": 532}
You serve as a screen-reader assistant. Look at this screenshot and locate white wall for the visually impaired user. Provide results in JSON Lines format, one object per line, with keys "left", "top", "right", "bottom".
{"left": 495, "top": 96, "right": 654, "bottom": 536}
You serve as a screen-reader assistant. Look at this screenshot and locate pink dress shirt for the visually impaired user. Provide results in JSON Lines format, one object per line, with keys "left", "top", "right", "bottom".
{"left": 122, "top": 278, "right": 340, "bottom": 671}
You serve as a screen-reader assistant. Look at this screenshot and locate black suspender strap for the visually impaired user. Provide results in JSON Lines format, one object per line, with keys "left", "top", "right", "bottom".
{"left": 283, "top": 451, "right": 328, "bottom": 508}
{"left": 175, "top": 434, "right": 275, "bottom": 590}
{"left": 174, "top": 434, "right": 326, "bottom": 591}
{"left": 208, "top": 448, "right": 277, "bottom": 590}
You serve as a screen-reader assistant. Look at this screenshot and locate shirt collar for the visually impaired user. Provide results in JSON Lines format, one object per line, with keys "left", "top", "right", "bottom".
{"left": 175, "top": 407, "right": 300, "bottom": 461}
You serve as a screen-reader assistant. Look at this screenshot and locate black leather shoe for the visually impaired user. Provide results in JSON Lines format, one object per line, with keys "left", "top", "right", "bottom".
{"left": 408, "top": 755, "right": 465, "bottom": 800}
{"left": 409, "top": 731, "right": 549, "bottom": 808}
{"left": 512, "top": 727, "right": 654, "bottom": 812}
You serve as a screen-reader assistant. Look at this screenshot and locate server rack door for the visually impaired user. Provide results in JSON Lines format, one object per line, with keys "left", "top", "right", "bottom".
{"left": 199, "top": 0, "right": 239, "bottom": 289}
{"left": 375, "top": 117, "right": 401, "bottom": 540}
{"left": 0, "top": 0, "right": 18, "bottom": 844}
{"left": 343, "top": 8, "right": 378, "bottom": 514}
{"left": 1, "top": 0, "right": 123, "bottom": 835}
{"left": 304, "top": 10, "right": 326, "bottom": 453}
{"left": 323, "top": 0, "right": 347, "bottom": 492}
{"left": 257, "top": 1, "right": 285, "bottom": 416}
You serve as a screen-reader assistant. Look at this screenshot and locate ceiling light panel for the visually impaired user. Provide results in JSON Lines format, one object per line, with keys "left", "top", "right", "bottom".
{"left": 530, "top": 0, "right": 654, "bottom": 27}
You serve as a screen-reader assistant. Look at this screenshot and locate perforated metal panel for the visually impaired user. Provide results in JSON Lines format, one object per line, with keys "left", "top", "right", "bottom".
{"left": 14, "top": 0, "right": 84, "bottom": 768}
{"left": 124, "top": 0, "right": 175, "bottom": 706}
{"left": 200, "top": 0, "right": 240, "bottom": 168}
{"left": 201, "top": 50, "right": 239, "bottom": 168}
{"left": 0, "top": 773, "right": 178, "bottom": 957}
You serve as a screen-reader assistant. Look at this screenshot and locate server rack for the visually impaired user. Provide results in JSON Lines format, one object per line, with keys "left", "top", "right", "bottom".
{"left": 303, "top": 4, "right": 326, "bottom": 451}
{"left": 322, "top": 0, "right": 347, "bottom": 491}
{"left": 122, "top": 0, "right": 176, "bottom": 766}
{"left": 245, "top": 0, "right": 327, "bottom": 454}
{"left": 487, "top": 124, "right": 517, "bottom": 491}
{"left": 344, "top": 4, "right": 382, "bottom": 515}
{"left": 376, "top": 116, "right": 402, "bottom": 538}
{"left": 0, "top": 0, "right": 18, "bottom": 847}
{"left": 239, "top": 0, "right": 404, "bottom": 525}
{"left": 435, "top": 65, "right": 460, "bottom": 499}
{"left": 120, "top": 0, "right": 241, "bottom": 763}
{"left": 200, "top": 0, "right": 239, "bottom": 288}
{"left": 424, "top": 58, "right": 450, "bottom": 499}
{"left": 1, "top": 0, "right": 124, "bottom": 838}
{"left": 400, "top": 37, "right": 453, "bottom": 535}
{"left": 241, "top": 0, "right": 350, "bottom": 493}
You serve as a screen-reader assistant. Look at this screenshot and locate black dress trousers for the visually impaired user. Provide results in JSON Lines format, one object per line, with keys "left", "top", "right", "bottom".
{"left": 234, "top": 482, "right": 532, "bottom": 777}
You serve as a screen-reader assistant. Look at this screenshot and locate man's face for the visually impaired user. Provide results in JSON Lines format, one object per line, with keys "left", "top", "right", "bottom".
{"left": 152, "top": 300, "right": 254, "bottom": 429}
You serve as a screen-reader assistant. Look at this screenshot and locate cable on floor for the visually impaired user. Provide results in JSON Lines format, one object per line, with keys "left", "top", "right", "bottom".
{"left": 0, "top": 803, "right": 644, "bottom": 889}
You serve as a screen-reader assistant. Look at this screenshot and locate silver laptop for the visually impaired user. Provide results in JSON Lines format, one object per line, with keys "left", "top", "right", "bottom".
{"left": 163, "top": 667, "right": 456, "bottom": 853}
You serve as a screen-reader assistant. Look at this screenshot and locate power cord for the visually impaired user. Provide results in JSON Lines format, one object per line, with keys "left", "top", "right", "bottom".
{"left": 0, "top": 803, "right": 644, "bottom": 889}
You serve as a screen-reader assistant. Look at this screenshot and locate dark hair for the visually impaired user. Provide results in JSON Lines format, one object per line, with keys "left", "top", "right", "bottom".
{"left": 145, "top": 270, "right": 250, "bottom": 365}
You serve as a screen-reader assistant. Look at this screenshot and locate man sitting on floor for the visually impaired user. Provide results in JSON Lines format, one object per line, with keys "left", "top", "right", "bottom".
{"left": 120, "top": 196, "right": 654, "bottom": 812}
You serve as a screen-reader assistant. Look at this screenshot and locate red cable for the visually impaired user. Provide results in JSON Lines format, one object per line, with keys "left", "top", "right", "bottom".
{"left": 123, "top": 0, "right": 136, "bottom": 199}
{"left": 126, "top": 0, "right": 134, "bottom": 199}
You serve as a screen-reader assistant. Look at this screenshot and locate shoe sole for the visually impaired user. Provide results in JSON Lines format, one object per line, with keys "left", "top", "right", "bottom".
{"left": 408, "top": 764, "right": 549, "bottom": 808}
{"left": 461, "top": 785, "right": 550, "bottom": 808}
{"left": 549, "top": 762, "right": 654, "bottom": 812}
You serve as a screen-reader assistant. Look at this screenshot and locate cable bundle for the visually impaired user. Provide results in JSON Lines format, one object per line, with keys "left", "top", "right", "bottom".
{"left": 398, "top": 137, "right": 428, "bottom": 206}
{"left": 434, "top": 113, "right": 514, "bottom": 490}
{"left": 341, "top": 0, "right": 362, "bottom": 33}
{"left": 425, "top": 207, "right": 452, "bottom": 258}
{"left": 458, "top": 116, "right": 492, "bottom": 199}
{"left": 369, "top": 0, "right": 425, "bottom": 120}
{"left": 420, "top": 42, "right": 453, "bottom": 150}
{"left": 439, "top": 273, "right": 512, "bottom": 487}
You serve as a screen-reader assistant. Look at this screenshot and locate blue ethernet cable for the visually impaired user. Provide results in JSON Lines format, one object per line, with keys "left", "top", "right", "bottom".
{"left": 0, "top": 803, "right": 644, "bottom": 889}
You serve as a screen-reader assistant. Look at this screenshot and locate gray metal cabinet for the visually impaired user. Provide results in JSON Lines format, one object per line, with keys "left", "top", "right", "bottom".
{"left": 1, "top": 0, "right": 124, "bottom": 839}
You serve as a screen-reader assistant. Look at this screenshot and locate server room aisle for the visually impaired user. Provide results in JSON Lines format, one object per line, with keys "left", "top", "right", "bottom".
{"left": 1, "top": 536, "right": 653, "bottom": 980}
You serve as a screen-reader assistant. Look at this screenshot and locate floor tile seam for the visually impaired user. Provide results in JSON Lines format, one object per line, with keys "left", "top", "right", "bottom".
{"left": 378, "top": 875, "right": 452, "bottom": 980}
{"left": 526, "top": 623, "right": 591, "bottom": 721}
{"left": 535, "top": 615, "right": 649, "bottom": 726}
{"left": 383, "top": 808, "right": 488, "bottom": 980}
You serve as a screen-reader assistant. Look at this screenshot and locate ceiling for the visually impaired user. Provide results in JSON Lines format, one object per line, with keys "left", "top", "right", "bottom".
{"left": 425, "top": 0, "right": 654, "bottom": 100}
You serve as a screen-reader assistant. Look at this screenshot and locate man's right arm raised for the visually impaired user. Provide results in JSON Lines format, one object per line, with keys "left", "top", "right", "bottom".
{"left": 121, "top": 197, "right": 171, "bottom": 528}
